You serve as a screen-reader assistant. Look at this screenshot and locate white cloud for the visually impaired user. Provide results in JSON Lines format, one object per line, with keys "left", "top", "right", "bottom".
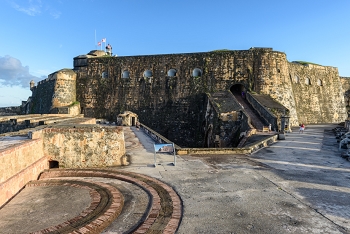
{"left": 32, "top": 69, "right": 52, "bottom": 77}
{"left": 0, "top": 86, "right": 31, "bottom": 107}
{"left": 9, "top": 0, "right": 42, "bottom": 16}
{"left": 8, "top": 0, "right": 61, "bottom": 19}
{"left": 0, "top": 55, "right": 39, "bottom": 88}
{"left": 50, "top": 9, "right": 61, "bottom": 19}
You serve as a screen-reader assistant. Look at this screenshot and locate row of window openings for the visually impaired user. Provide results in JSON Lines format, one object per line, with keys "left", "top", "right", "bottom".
{"left": 102, "top": 68, "right": 203, "bottom": 79}
{"left": 102, "top": 70, "right": 322, "bottom": 86}
{"left": 294, "top": 76, "right": 323, "bottom": 86}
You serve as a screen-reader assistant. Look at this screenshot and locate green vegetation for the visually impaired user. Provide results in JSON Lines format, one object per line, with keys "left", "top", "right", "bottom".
{"left": 70, "top": 101, "right": 80, "bottom": 106}
{"left": 293, "top": 61, "right": 321, "bottom": 66}
{"left": 210, "top": 49, "right": 232, "bottom": 53}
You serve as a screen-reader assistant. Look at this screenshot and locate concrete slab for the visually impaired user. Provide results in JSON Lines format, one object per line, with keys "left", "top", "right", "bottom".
{"left": 0, "top": 124, "right": 349, "bottom": 233}
{"left": 0, "top": 136, "right": 29, "bottom": 150}
{"left": 121, "top": 125, "right": 350, "bottom": 233}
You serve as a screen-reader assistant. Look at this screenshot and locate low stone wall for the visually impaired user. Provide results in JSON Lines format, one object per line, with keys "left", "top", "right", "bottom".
{"left": 0, "top": 138, "right": 47, "bottom": 207}
{"left": 1, "top": 118, "right": 126, "bottom": 207}
{"left": 0, "top": 106, "right": 21, "bottom": 116}
{"left": 140, "top": 122, "right": 278, "bottom": 155}
{"left": 246, "top": 92, "right": 278, "bottom": 131}
{"left": 41, "top": 125, "right": 127, "bottom": 168}
{"left": 177, "top": 134, "right": 278, "bottom": 155}
{"left": 50, "top": 102, "right": 81, "bottom": 116}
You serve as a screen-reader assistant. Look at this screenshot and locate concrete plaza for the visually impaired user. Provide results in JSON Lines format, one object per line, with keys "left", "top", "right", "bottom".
{"left": 0, "top": 124, "right": 349, "bottom": 233}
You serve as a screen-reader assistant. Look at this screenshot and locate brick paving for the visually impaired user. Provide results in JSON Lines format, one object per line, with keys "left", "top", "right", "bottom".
{"left": 2, "top": 124, "right": 349, "bottom": 233}
{"left": 26, "top": 179, "right": 124, "bottom": 234}
{"left": 38, "top": 169, "right": 182, "bottom": 233}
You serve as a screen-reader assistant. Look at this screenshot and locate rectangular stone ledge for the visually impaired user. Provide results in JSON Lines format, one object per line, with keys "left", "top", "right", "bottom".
{"left": 245, "top": 134, "right": 279, "bottom": 153}
{"left": 177, "top": 134, "right": 278, "bottom": 155}
{"left": 176, "top": 148, "right": 252, "bottom": 155}
{"left": 28, "top": 129, "right": 44, "bottom": 139}
{"left": 41, "top": 125, "right": 123, "bottom": 133}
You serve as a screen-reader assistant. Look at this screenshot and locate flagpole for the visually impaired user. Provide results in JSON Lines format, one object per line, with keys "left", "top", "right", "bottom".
{"left": 94, "top": 30, "right": 97, "bottom": 49}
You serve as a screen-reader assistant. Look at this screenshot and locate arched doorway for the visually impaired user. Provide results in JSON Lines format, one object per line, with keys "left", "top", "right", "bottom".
{"left": 230, "top": 84, "right": 246, "bottom": 96}
{"left": 49, "top": 160, "right": 59, "bottom": 168}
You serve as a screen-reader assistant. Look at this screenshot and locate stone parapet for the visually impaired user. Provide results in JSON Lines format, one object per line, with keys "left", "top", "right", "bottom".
{"left": 42, "top": 125, "right": 127, "bottom": 168}
{"left": 0, "top": 138, "right": 47, "bottom": 207}
{"left": 246, "top": 92, "right": 279, "bottom": 131}
{"left": 0, "top": 138, "right": 44, "bottom": 183}
{"left": 177, "top": 134, "right": 278, "bottom": 155}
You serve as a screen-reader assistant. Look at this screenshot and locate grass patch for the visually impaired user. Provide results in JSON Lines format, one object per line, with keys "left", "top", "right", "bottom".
{"left": 293, "top": 61, "right": 321, "bottom": 66}
{"left": 70, "top": 101, "right": 80, "bottom": 106}
{"left": 210, "top": 49, "right": 232, "bottom": 53}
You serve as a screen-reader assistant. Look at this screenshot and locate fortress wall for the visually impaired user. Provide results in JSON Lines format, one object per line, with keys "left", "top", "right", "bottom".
{"left": 42, "top": 125, "right": 127, "bottom": 168}
{"left": 74, "top": 49, "right": 347, "bottom": 145}
{"left": 340, "top": 77, "right": 350, "bottom": 95}
{"left": 204, "top": 91, "right": 248, "bottom": 147}
{"left": 30, "top": 69, "right": 76, "bottom": 114}
{"left": 340, "top": 77, "right": 350, "bottom": 117}
{"left": 253, "top": 52, "right": 299, "bottom": 126}
{"left": 51, "top": 69, "right": 76, "bottom": 108}
{"left": 0, "top": 138, "right": 47, "bottom": 207}
{"left": 75, "top": 50, "right": 279, "bottom": 147}
{"left": 289, "top": 63, "right": 347, "bottom": 124}
{"left": 0, "top": 106, "right": 21, "bottom": 116}
{"left": 31, "top": 76, "right": 56, "bottom": 113}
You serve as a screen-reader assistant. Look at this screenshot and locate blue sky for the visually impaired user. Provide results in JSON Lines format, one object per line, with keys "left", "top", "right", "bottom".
{"left": 0, "top": 0, "right": 349, "bottom": 107}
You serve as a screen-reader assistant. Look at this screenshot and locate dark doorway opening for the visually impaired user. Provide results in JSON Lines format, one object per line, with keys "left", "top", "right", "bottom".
{"left": 131, "top": 117, "right": 136, "bottom": 126}
{"left": 230, "top": 84, "right": 245, "bottom": 95}
{"left": 49, "top": 160, "right": 59, "bottom": 168}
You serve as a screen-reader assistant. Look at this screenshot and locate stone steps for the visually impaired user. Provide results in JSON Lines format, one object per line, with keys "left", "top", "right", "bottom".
{"left": 233, "top": 92, "right": 265, "bottom": 131}
{"left": 35, "top": 169, "right": 182, "bottom": 233}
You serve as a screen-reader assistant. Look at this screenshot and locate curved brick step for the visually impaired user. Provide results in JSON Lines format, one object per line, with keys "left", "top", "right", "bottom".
{"left": 38, "top": 169, "right": 182, "bottom": 234}
{"left": 27, "top": 179, "right": 124, "bottom": 234}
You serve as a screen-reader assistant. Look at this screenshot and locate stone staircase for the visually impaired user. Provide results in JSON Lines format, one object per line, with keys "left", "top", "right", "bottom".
{"left": 232, "top": 92, "right": 265, "bottom": 132}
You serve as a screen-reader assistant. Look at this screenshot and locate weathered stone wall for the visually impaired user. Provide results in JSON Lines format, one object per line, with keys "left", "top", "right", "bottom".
{"left": 0, "top": 106, "right": 21, "bottom": 116}
{"left": 246, "top": 93, "right": 285, "bottom": 131}
{"left": 248, "top": 52, "right": 299, "bottom": 126}
{"left": 30, "top": 69, "right": 77, "bottom": 114}
{"left": 51, "top": 69, "right": 76, "bottom": 108}
{"left": 75, "top": 49, "right": 282, "bottom": 147}
{"left": 340, "top": 77, "right": 350, "bottom": 118}
{"left": 41, "top": 125, "right": 126, "bottom": 168}
{"left": 289, "top": 63, "right": 347, "bottom": 124}
{"left": 30, "top": 77, "right": 55, "bottom": 113}
{"left": 204, "top": 91, "right": 247, "bottom": 147}
{"left": 72, "top": 48, "right": 347, "bottom": 146}
{"left": 0, "top": 138, "right": 47, "bottom": 207}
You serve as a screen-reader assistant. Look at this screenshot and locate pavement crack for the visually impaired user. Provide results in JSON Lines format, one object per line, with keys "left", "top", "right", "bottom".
{"left": 256, "top": 170, "right": 349, "bottom": 233}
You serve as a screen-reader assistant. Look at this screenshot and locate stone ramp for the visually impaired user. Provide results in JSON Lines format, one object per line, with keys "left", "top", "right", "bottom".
{"left": 233, "top": 92, "right": 265, "bottom": 131}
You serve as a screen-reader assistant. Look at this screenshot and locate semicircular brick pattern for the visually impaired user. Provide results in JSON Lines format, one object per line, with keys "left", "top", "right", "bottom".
{"left": 34, "top": 168, "right": 182, "bottom": 233}
{"left": 27, "top": 179, "right": 124, "bottom": 233}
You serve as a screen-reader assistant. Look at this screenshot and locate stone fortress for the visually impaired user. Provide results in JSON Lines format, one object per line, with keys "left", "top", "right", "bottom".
{"left": 25, "top": 47, "right": 350, "bottom": 148}
{"left": 1, "top": 47, "right": 350, "bottom": 232}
